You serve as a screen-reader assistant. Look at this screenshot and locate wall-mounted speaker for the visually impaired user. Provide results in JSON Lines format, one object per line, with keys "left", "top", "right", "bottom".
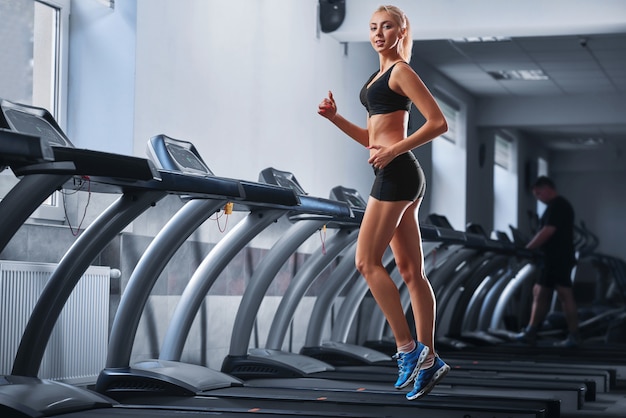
{"left": 319, "top": 0, "right": 345, "bottom": 33}
{"left": 478, "top": 143, "right": 486, "bottom": 168}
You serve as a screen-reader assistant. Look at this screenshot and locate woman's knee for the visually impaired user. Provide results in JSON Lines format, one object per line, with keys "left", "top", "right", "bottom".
{"left": 395, "top": 258, "right": 424, "bottom": 284}
{"left": 355, "top": 255, "right": 370, "bottom": 275}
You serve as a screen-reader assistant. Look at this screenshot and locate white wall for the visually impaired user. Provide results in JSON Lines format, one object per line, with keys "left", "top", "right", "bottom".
{"left": 66, "top": 0, "right": 379, "bottom": 198}
{"left": 67, "top": 0, "right": 136, "bottom": 155}
{"left": 551, "top": 148, "right": 626, "bottom": 261}
{"left": 133, "top": 0, "right": 377, "bottom": 199}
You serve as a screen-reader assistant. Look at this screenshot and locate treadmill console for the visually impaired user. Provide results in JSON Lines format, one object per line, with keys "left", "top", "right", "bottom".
{"left": 258, "top": 167, "right": 307, "bottom": 195}
{"left": 427, "top": 213, "right": 454, "bottom": 229}
{"left": 329, "top": 186, "right": 366, "bottom": 210}
{"left": 0, "top": 100, "right": 72, "bottom": 148}
{"left": 147, "top": 134, "right": 214, "bottom": 176}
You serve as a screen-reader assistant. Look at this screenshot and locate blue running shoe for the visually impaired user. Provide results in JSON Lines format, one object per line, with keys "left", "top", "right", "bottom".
{"left": 393, "top": 342, "right": 429, "bottom": 389}
{"left": 406, "top": 356, "right": 449, "bottom": 400}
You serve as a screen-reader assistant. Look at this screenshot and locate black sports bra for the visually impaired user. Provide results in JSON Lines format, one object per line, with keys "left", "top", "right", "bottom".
{"left": 359, "top": 62, "right": 412, "bottom": 116}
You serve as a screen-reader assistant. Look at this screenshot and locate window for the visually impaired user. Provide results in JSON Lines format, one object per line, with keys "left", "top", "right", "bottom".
{"left": 493, "top": 132, "right": 518, "bottom": 238}
{"left": 494, "top": 134, "right": 512, "bottom": 170}
{"left": 430, "top": 93, "right": 466, "bottom": 229}
{"left": 435, "top": 96, "right": 458, "bottom": 144}
{"left": 0, "top": 0, "right": 70, "bottom": 222}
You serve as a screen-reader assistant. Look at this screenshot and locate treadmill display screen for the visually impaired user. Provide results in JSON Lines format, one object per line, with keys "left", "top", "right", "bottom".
{"left": 4, "top": 109, "right": 69, "bottom": 147}
{"left": 165, "top": 142, "right": 211, "bottom": 175}
{"left": 330, "top": 186, "right": 366, "bottom": 209}
{"left": 344, "top": 193, "right": 366, "bottom": 209}
{"left": 271, "top": 172, "right": 306, "bottom": 195}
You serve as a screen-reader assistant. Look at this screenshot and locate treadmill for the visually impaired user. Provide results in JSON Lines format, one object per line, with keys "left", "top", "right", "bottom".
{"left": 95, "top": 159, "right": 555, "bottom": 417}
{"left": 97, "top": 138, "right": 356, "bottom": 393}
{"left": 235, "top": 215, "right": 588, "bottom": 413}
{"left": 301, "top": 225, "right": 445, "bottom": 365}
{"left": 2, "top": 101, "right": 364, "bottom": 418}
{"left": 0, "top": 101, "right": 557, "bottom": 418}
{"left": 0, "top": 105, "right": 399, "bottom": 418}
{"left": 283, "top": 217, "right": 593, "bottom": 413}
{"left": 410, "top": 222, "right": 619, "bottom": 404}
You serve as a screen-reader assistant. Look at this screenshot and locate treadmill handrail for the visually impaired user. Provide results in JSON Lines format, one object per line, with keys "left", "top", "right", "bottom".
{"left": 0, "top": 129, "right": 53, "bottom": 166}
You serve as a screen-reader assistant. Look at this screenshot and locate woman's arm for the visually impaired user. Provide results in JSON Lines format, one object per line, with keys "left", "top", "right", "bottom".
{"left": 318, "top": 91, "right": 369, "bottom": 147}
{"left": 526, "top": 225, "right": 556, "bottom": 250}
{"left": 388, "top": 64, "right": 448, "bottom": 155}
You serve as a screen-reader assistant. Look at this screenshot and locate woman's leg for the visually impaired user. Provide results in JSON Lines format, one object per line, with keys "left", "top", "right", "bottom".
{"left": 390, "top": 200, "right": 450, "bottom": 400}
{"left": 355, "top": 197, "right": 413, "bottom": 348}
{"left": 356, "top": 196, "right": 428, "bottom": 390}
{"left": 388, "top": 198, "right": 436, "bottom": 354}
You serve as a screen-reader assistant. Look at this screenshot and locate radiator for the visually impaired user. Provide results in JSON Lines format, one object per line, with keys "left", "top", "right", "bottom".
{"left": 0, "top": 260, "right": 110, "bottom": 385}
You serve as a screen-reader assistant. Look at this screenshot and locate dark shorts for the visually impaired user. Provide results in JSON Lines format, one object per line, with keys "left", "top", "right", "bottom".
{"left": 536, "top": 262, "right": 575, "bottom": 288}
{"left": 370, "top": 152, "right": 426, "bottom": 202}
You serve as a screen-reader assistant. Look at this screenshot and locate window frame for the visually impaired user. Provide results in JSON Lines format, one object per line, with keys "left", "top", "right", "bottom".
{"left": 40, "top": 0, "right": 70, "bottom": 129}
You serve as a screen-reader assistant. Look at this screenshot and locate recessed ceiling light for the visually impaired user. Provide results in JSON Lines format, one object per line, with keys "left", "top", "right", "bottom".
{"left": 453, "top": 36, "right": 511, "bottom": 43}
{"left": 570, "top": 137, "right": 605, "bottom": 146}
{"left": 488, "top": 69, "right": 549, "bottom": 81}
{"left": 96, "top": 0, "right": 114, "bottom": 8}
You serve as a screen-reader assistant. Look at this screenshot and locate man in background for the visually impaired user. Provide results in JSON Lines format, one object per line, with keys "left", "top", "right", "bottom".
{"left": 516, "top": 176, "right": 580, "bottom": 347}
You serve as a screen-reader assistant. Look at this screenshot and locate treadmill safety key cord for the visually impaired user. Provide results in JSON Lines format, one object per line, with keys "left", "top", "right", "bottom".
{"left": 319, "top": 224, "right": 327, "bottom": 255}
{"left": 62, "top": 175, "right": 92, "bottom": 237}
{"left": 212, "top": 201, "right": 233, "bottom": 233}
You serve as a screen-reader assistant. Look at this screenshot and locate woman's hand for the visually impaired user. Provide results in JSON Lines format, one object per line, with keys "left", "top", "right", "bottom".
{"left": 318, "top": 90, "right": 337, "bottom": 121}
{"left": 367, "top": 144, "right": 396, "bottom": 169}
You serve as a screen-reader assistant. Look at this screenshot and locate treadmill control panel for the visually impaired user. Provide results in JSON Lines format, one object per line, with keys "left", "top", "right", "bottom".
{"left": 2, "top": 107, "right": 72, "bottom": 148}
{"left": 329, "top": 186, "right": 366, "bottom": 210}
{"left": 259, "top": 167, "right": 307, "bottom": 195}
{"left": 147, "top": 134, "right": 214, "bottom": 176}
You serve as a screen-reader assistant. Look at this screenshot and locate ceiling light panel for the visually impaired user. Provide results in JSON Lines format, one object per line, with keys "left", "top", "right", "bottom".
{"left": 488, "top": 69, "right": 549, "bottom": 80}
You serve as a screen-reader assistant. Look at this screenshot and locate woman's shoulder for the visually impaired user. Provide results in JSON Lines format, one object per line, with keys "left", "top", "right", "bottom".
{"left": 391, "top": 61, "right": 417, "bottom": 76}
{"left": 390, "top": 61, "right": 419, "bottom": 85}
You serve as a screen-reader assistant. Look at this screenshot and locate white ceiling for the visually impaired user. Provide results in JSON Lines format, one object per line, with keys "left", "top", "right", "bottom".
{"left": 412, "top": 33, "right": 626, "bottom": 150}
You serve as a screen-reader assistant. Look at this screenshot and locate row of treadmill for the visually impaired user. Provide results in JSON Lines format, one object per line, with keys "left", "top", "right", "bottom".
{"left": 1, "top": 98, "right": 625, "bottom": 418}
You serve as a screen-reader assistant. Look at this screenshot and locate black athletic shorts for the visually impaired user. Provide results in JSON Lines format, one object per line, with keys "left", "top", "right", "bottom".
{"left": 536, "top": 261, "right": 575, "bottom": 288}
{"left": 370, "top": 152, "right": 426, "bottom": 202}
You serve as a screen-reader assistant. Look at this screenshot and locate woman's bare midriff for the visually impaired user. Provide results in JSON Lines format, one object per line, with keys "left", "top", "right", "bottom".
{"left": 367, "top": 110, "right": 409, "bottom": 157}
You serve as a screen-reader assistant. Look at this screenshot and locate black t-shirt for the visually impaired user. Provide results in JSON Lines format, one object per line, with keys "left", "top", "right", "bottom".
{"left": 540, "top": 195, "right": 576, "bottom": 268}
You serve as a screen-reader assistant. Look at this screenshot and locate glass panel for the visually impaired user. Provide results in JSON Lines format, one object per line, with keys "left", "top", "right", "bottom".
{"left": 0, "top": 0, "right": 35, "bottom": 104}
{"left": 494, "top": 134, "right": 511, "bottom": 170}
{"left": 0, "top": 0, "right": 58, "bottom": 112}
{"left": 430, "top": 93, "right": 465, "bottom": 229}
{"left": 493, "top": 133, "right": 518, "bottom": 237}
{"left": 435, "top": 97, "right": 457, "bottom": 144}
